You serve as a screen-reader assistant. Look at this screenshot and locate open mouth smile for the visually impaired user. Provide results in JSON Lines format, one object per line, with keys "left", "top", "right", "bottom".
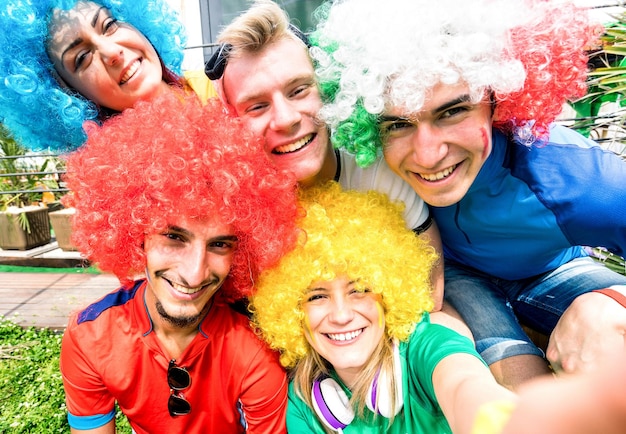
{"left": 165, "top": 278, "right": 209, "bottom": 296}
{"left": 273, "top": 134, "right": 314, "bottom": 154}
{"left": 419, "top": 163, "right": 458, "bottom": 181}
{"left": 120, "top": 59, "right": 141, "bottom": 85}
{"left": 325, "top": 328, "right": 364, "bottom": 342}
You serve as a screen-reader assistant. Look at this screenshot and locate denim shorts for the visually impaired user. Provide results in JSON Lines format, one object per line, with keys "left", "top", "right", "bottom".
{"left": 443, "top": 257, "right": 626, "bottom": 365}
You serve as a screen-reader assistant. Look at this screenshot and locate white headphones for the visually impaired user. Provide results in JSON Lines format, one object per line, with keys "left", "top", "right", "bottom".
{"left": 311, "top": 343, "right": 403, "bottom": 431}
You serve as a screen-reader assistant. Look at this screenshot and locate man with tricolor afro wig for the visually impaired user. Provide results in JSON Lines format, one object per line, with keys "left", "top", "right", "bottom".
{"left": 312, "top": 0, "right": 599, "bottom": 165}
{"left": 311, "top": 0, "right": 626, "bottom": 389}
{"left": 250, "top": 182, "right": 515, "bottom": 433}
{"left": 59, "top": 92, "right": 298, "bottom": 433}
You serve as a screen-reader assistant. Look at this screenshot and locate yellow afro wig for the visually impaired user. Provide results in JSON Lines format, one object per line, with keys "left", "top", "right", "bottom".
{"left": 250, "top": 182, "right": 437, "bottom": 368}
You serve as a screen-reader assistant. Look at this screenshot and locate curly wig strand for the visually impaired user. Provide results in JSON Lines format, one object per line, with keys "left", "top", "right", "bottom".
{"left": 311, "top": 0, "right": 602, "bottom": 167}
{"left": 250, "top": 182, "right": 437, "bottom": 368}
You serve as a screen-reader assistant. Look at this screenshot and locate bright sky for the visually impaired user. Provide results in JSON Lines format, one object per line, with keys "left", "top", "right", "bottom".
{"left": 167, "top": 0, "right": 626, "bottom": 70}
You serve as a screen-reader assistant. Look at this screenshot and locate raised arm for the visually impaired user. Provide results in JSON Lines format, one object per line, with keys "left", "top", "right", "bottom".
{"left": 502, "top": 350, "right": 626, "bottom": 434}
{"left": 433, "top": 353, "right": 516, "bottom": 434}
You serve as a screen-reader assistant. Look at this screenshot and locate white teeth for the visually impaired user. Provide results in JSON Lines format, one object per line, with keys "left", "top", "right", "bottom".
{"left": 419, "top": 164, "right": 457, "bottom": 181}
{"left": 120, "top": 60, "right": 140, "bottom": 85}
{"left": 327, "top": 329, "right": 363, "bottom": 341}
{"left": 171, "top": 281, "right": 204, "bottom": 295}
{"left": 274, "top": 134, "right": 312, "bottom": 154}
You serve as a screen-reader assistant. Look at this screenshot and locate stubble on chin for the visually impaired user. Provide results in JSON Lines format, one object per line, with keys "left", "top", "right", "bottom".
{"left": 155, "top": 300, "right": 209, "bottom": 328}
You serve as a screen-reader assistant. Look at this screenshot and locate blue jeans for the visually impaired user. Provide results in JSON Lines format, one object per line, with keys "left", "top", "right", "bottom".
{"left": 444, "top": 257, "right": 626, "bottom": 365}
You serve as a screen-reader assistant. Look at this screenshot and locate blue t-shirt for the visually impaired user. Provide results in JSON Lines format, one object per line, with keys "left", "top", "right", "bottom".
{"left": 431, "top": 124, "right": 626, "bottom": 279}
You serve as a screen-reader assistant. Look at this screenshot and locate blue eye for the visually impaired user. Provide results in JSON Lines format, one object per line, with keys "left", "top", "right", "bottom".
{"left": 290, "top": 83, "right": 312, "bottom": 98}
{"left": 245, "top": 102, "right": 268, "bottom": 114}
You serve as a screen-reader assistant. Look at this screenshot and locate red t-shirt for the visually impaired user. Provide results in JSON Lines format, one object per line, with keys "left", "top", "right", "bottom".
{"left": 60, "top": 280, "right": 287, "bottom": 433}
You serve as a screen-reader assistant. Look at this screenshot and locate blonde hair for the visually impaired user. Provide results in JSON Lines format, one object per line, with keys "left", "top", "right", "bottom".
{"left": 293, "top": 336, "right": 399, "bottom": 431}
{"left": 211, "top": 0, "right": 309, "bottom": 112}
{"left": 217, "top": 0, "right": 300, "bottom": 54}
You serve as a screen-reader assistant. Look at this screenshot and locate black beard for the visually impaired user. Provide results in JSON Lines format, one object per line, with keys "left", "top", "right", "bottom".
{"left": 155, "top": 300, "right": 204, "bottom": 328}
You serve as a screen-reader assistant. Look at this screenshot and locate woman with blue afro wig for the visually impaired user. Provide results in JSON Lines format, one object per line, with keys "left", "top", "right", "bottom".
{"left": 0, "top": 0, "right": 211, "bottom": 153}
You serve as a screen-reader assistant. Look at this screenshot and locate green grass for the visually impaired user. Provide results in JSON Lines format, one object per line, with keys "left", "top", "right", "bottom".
{"left": 0, "top": 318, "right": 66, "bottom": 432}
{"left": 0, "top": 317, "right": 131, "bottom": 433}
{"left": 0, "top": 264, "right": 101, "bottom": 274}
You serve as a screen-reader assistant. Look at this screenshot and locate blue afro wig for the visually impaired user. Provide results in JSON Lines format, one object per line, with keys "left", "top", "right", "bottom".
{"left": 0, "top": 0, "right": 186, "bottom": 153}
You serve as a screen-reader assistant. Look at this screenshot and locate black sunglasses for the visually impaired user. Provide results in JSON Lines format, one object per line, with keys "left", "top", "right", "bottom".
{"left": 168, "top": 359, "right": 191, "bottom": 417}
{"left": 204, "top": 24, "right": 310, "bottom": 80}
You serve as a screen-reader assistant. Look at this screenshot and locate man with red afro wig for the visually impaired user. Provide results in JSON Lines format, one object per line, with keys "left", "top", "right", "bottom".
{"left": 59, "top": 92, "right": 299, "bottom": 433}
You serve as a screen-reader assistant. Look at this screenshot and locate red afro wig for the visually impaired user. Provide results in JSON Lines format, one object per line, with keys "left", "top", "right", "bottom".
{"left": 64, "top": 92, "right": 299, "bottom": 301}
{"left": 493, "top": 0, "right": 604, "bottom": 139}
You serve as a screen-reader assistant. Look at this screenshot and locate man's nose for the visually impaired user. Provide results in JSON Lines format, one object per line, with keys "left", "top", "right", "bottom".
{"left": 410, "top": 123, "right": 448, "bottom": 169}
{"left": 178, "top": 247, "right": 212, "bottom": 288}
{"left": 269, "top": 97, "right": 301, "bottom": 131}
{"left": 328, "top": 297, "right": 355, "bottom": 324}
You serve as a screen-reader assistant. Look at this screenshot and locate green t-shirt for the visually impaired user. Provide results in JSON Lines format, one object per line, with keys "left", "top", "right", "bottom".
{"left": 286, "top": 313, "right": 484, "bottom": 433}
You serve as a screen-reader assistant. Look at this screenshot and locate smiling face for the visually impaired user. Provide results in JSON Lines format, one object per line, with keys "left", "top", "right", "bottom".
{"left": 303, "top": 276, "right": 385, "bottom": 388}
{"left": 143, "top": 215, "right": 237, "bottom": 330}
{"left": 46, "top": 1, "right": 169, "bottom": 112}
{"left": 222, "top": 37, "right": 334, "bottom": 188}
{"left": 380, "top": 82, "right": 493, "bottom": 207}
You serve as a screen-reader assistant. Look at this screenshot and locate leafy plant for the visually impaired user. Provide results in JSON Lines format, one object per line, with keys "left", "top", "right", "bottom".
{"left": 568, "top": 10, "right": 626, "bottom": 156}
{"left": 564, "top": 11, "right": 626, "bottom": 275}
{"left": 588, "top": 247, "right": 626, "bottom": 276}
{"left": 0, "top": 124, "right": 63, "bottom": 233}
{"left": 0, "top": 317, "right": 131, "bottom": 433}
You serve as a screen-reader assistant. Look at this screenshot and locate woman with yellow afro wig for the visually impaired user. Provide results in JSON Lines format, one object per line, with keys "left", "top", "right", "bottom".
{"left": 251, "top": 182, "right": 516, "bottom": 434}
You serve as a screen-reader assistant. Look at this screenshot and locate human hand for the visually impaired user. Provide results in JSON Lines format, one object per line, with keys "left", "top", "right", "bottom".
{"left": 546, "top": 287, "right": 626, "bottom": 374}
{"left": 501, "top": 351, "right": 626, "bottom": 434}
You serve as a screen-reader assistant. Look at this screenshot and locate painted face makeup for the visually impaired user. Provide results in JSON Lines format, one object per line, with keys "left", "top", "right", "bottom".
{"left": 380, "top": 82, "right": 493, "bottom": 207}
{"left": 303, "top": 276, "right": 385, "bottom": 387}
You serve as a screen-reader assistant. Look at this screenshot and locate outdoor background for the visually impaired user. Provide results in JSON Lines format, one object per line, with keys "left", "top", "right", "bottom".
{"left": 166, "top": 0, "right": 325, "bottom": 70}
{"left": 1, "top": 1, "right": 625, "bottom": 433}
{"left": 165, "top": 0, "right": 624, "bottom": 70}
